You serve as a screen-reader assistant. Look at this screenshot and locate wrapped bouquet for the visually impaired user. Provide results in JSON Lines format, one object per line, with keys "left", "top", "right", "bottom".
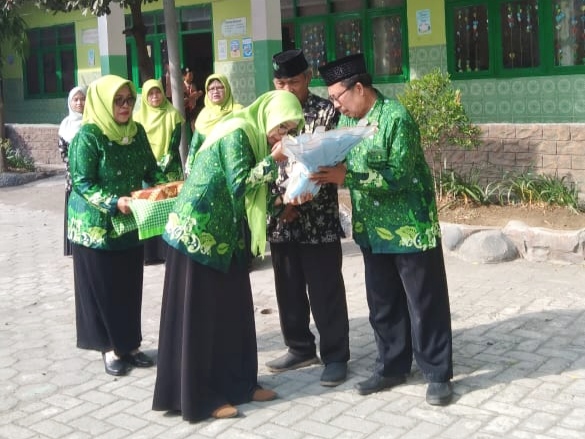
{"left": 281, "top": 124, "right": 377, "bottom": 203}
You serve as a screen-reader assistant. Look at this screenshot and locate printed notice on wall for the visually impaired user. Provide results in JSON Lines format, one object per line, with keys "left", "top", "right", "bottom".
{"left": 218, "top": 40, "right": 228, "bottom": 61}
{"left": 416, "top": 9, "right": 431, "bottom": 35}
{"left": 221, "top": 17, "right": 247, "bottom": 37}
{"left": 82, "top": 28, "right": 99, "bottom": 45}
{"left": 242, "top": 38, "right": 253, "bottom": 58}
{"left": 230, "top": 40, "right": 241, "bottom": 58}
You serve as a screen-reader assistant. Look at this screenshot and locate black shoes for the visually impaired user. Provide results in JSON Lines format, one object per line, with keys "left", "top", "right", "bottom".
{"left": 355, "top": 374, "right": 406, "bottom": 395}
{"left": 320, "top": 362, "right": 348, "bottom": 387}
{"left": 121, "top": 351, "right": 155, "bottom": 368}
{"left": 426, "top": 381, "right": 453, "bottom": 406}
{"left": 266, "top": 352, "right": 320, "bottom": 372}
{"left": 102, "top": 353, "right": 131, "bottom": 376}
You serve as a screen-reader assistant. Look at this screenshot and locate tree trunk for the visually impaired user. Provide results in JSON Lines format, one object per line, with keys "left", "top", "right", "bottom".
{"left": 0, "top": 76, "right": 7, "bottom": 173}
{"left": 162, "top": 0, "right": 188, "bottom": 163}
{"left": 128, "top": 0, "right": 154, "bottom": 85}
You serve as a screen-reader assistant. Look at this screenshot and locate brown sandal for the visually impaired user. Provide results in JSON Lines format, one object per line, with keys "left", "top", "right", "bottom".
{"left": 252, "top": 388, "right": 277, "bottom": 402}
{"left": 211, "top": 404, "right": 238, "bottom": 419}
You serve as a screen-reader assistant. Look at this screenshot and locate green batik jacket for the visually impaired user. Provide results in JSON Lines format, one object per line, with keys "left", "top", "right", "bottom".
{"left": 157, "top": 123, "right": 184, "bottom": 182}
{"left": 340, "top": 91, "right": 441, "bottom": 253}
{"left": 67, "top": 123, "right": 166, "bottom": 250}
{"left": 164, "top": 129, "right": 278, "bottom": 272}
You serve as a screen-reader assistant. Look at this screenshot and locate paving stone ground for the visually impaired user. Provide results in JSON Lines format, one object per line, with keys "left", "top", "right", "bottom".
{"left": 1, "top": 175, "right": 585, "bottom": 439}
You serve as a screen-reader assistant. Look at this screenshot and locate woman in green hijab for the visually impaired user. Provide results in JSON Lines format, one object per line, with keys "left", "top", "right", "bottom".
{"left": 135, "top": 79, "right": 184, "bottom": 181}
{"left": 134, "top": 79, "right": 184, "bottom": 265}
{"left": 68, "top": 74, "right": 166, "bottom": 378}
{"left": 184, "top": 73, "right": 243, "bottom": 177}
{"left": 153, "top": 90, "right": 304, "bottom": 422}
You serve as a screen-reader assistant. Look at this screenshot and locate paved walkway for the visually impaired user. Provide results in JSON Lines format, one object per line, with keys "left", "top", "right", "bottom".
{"left": 1, "top": 175, "right": 585, "bottom": 439}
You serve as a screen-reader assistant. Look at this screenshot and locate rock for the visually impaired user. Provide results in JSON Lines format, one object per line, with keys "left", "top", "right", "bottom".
{"left": 457, "top": 230, "right": 519, "bottom": 264}
{"left": 503, "top": 220, "right": 585, "bottom": 264}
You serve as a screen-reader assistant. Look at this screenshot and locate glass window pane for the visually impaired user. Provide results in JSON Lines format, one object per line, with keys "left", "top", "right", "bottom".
{"left": 181, "top": 5, "right": 212, "bottom": 31}
{"left": 331, "top": 0, "right": 361, "bottom": 13}
{"left": 281, "top": 0, "right": 294, "bottom": 19}
{"left": 59, "top": 25, "right": 75, "bottom": 45}
{"left": 282, "top": 23, "right": 296, "bottom": 51}
{"left": 300, "top": 22, "right": 327, "bottom": 78}
{"left": 60, "top": 50, "right": 75, "bottom": 92}
{"left": 40, "top": 28, "right": 56, "bottom": 47}
{"left": 372, "top": 15, "right": 403, "bottom": 76}
{"left": 43, "top": 53, "right": 57, "bottom": 94}
{"left": 500, "top": 1, "right": 539, "bottom": 69}
{"left": 370, "top": 0, "right": 404, "bottom": 7}
{"left": 26, "top": 55, "right": 40, "bottom": 95}
{"left": 298, "top": 0, "right": 327, "bottom": 16}
{"left": 27, "top": 31, "right": 40, "bottom": 49}
{"left": 143, "top": 13, "right": 156, "bottom": 35}
{"left": 154, "top": 11, "right": 165, "bottom": 33}
{"left": 335, "top": 18, "right": 362, "bottom": 59}
{"left": 453, "top": 5, "right": 489, "bottom": 72}
{"left": 553, "top": 0, "right": 585, "bottom": 67}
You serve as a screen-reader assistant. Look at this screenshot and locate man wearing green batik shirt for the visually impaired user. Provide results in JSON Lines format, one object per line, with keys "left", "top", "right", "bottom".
{"left": 313, "top": 54, "right": 454, "bottom": 406}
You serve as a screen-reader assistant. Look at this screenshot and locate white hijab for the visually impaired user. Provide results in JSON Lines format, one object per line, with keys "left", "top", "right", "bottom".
{"left": 58, "top": 86, "right": 87, "bottom": 143}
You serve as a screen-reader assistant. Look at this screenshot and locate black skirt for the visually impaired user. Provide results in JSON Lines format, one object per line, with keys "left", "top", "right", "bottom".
{"left": 72, "top": 243, "right": 145, "bottom": 355}
{"left": 64, "top": 190, "right": 72, "bottom": 256}
{"left": 153, "top": 247, "right": 258, "bottom": 422}
{"left": 143, "top": 235, "right": 168, "bottom": 265}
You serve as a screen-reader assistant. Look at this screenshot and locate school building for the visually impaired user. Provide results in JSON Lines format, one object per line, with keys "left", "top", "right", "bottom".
{"left": 4, "top": 0, "right": 585, "bottom": 192}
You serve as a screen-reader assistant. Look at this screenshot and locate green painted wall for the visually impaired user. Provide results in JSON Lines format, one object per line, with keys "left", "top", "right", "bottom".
{"left": 4, "top": 0, "right": 585, "bottom": 125}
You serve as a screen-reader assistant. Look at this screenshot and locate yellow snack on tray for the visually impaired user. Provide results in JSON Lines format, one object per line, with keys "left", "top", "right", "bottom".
{"left": 131, "top": 181, "right": 184, "bottom": 201}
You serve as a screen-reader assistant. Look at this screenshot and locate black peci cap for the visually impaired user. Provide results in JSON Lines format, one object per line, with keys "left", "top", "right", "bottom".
{"left": 272, "top": 49, "right": 309, "bottom": 79}
{"left": 318, "top": 53, "right": 367, "bottom": 86}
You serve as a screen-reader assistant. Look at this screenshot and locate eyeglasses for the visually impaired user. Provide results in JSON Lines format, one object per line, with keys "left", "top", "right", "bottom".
{"left": 207, "top": 86, "right": 225, "bottom": 92}
{"left": 277, "top": 124, "right": 298, "bottom": 137}
{"left": 328, "top": 86, "right": 351, "bottom": 103}
{"left": 114, "top": 96, "right": 136, "bottom": 107}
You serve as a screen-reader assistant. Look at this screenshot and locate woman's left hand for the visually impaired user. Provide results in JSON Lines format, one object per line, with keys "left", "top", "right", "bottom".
{"left": 287, "top": 192, "right": 313, "bottom": 205}
{"left": 117, "top": 196, "right": 133, "bottom": 215}
{"left": 270, "top": 141, "right": 287, "bottom": 162}
{"left": 310, "top": 162, "right": 347, "bottom": 186}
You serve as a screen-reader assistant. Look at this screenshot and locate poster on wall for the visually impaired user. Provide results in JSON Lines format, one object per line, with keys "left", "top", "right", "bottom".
{"left": 416, "top": 9, "right": 431, "bottom": 35}
{"left": 242, "top": 38, "right": 253, "bottom": 58}
{"left": 230, "top": 40, "right": 241, "bottom": 58}
{"left": 218, "top": 40, "right": 228, "bottom": 61}
{"left": 221, "top": 18, "right": 247, "bottom": 37}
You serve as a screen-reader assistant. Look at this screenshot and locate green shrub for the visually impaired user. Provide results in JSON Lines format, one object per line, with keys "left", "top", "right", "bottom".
{"left": 1, "top": 138, "right": 35, "bottom": 172}
{"left": 397, "top": 68, "right": 481, "bottom": 157}
{"left": 439, "top": 168, "right": 582, "bottom": 212}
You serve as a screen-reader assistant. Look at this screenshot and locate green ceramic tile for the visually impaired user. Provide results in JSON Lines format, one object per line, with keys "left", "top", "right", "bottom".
{"left": 525, "top": 79, "right": 541, "bottom": 95}
{"left": 497, "top": 100, "right": 512, "bottom": 115}
{"left": 556, "top": 78, "right": 571, "bottom": 94}
{"left": 526, "top": 99, "right": 541, "bottom": 114}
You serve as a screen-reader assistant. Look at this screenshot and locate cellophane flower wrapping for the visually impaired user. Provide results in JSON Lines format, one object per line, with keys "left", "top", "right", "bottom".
{"left": 281, "top": 124, "right": 377, "bottom": 203}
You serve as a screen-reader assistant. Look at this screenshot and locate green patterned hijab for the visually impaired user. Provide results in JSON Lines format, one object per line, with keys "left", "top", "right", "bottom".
{"left": 134, "top": 79, "right": 184, "bottom": 160}
{"left": 200, "top": 90, "right": 304, "bottom": 257}
{"left": 82, "top": 75, "right": 138, "bottom": 145}
{"left": 194, "top": 74, "right": 243, "bottom": 135}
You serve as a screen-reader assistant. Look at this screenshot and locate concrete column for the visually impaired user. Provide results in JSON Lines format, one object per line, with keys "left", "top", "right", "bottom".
{"left": 97, "top": 4, "right": 127, "bottom": 77}
{"left": 251, "top": 0, "right": 282, "bottom": 95}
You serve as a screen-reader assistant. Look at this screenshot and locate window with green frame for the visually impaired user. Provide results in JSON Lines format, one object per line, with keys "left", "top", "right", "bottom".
{"left": 125, "top": 4, "right": 212, "bottom": 86}
{"left": 446, "top": 0, "right": 585, "bottom": 79}
{"left": 281, "top": 0, "right": 408, "bottom": 84}
{"left": 25, "top": 24, "right": 76, "bottom": 98}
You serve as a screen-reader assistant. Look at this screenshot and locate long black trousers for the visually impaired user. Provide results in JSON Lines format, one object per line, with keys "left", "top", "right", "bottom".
{"left": 361, "top": 243, "right": 453, "bottom": 382}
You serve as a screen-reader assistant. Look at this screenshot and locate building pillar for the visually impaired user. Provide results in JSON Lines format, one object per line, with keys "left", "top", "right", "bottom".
{"left": 251, "top": 0, "right": 282, "bottom": 95}
{"left": 98, "top": 4, "right": 127, "bottom": 77}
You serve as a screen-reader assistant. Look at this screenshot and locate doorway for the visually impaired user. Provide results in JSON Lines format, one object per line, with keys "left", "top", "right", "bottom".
{"left": 181, "top": 32, "right": 213, "bottom": 118}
